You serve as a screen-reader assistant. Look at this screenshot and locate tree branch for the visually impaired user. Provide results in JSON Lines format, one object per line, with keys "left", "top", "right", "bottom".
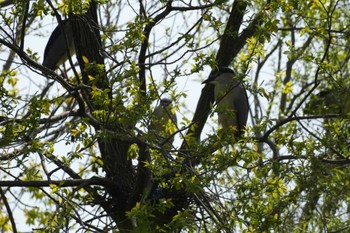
{"left": 0, "top": 188, "right": 17, "bottom": 233}
{"left": 280, "top": 36, "right": 313, "bottom": 114}
{"left": 0, "top": 0, "right": 13, "bottom": 8}
{"left": 138, "top": 1, "right": 173, "bottom": 94}
{"left": 0, "top": 177, "right": 111, "bottom": 188}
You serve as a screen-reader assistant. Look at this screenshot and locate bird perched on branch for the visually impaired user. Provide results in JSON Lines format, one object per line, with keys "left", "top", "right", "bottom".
{"left": 304, "top": 90, "right": 350, "bottom": 158}
{"left": 202, "top": 67, "right": 249, "bottom": 139}
{"left": 43, "top": 19, "right": 75, "bottom": 70}
{"left": 150, "top": 98, "right": 177, "bottom": 148}
{"left": 304, "top": 90, "right": 350, "bottom": 115}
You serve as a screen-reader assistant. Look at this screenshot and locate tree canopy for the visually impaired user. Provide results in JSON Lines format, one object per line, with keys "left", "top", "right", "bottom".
{"left": 1, "top": 0, "right": 350, "bottom": 232}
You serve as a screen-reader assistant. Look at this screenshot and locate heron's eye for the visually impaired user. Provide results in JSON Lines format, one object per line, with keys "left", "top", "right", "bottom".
{"left": 210, "top": 72, "right": 220, "bottom": 79}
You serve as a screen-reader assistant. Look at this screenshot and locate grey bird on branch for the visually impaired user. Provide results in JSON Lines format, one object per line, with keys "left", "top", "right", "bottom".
{"left": 43, "top": 19, "right": 75, "bottom": 70}
{"left": 150, "top": 98, "right": 178, "bottom": 148}
{"left": 202, "top": 67, "right": 249, "bottom": 139}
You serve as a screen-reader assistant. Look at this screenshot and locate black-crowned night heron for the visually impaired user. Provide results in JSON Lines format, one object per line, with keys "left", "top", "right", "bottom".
{"left": 43, "top": 19, "right": 75, "bottom": 70}
{"left": 304, "top": 90, "right": 350, "bottom": 115}
{"left": 304, "top": 90, "right": 350, "bottom": 156}
{"left": 202, "top": 67, "right": 249, "bottom": 138}
{"left": 150, "top": 98, "right": 177, "bottom": 148}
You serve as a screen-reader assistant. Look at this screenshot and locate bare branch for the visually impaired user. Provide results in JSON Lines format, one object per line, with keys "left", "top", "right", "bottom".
{"left": 138, "top": 1, "right": 173, "bottom": 94}
{"left": 0, "top": 188, "right": 17, "bottom": 233}
{"left": 0, "top": 176, "right": 112, "bottom": 188}
{"left": 0, "top": 0, "right": 13, "bottom": 8}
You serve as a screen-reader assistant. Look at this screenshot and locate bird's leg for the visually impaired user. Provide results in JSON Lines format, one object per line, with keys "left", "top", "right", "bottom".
{"left": 60, "top": 63, "right": 70, "bottom": 80}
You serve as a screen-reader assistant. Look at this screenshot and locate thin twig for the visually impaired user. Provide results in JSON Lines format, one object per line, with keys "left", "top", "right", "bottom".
{"left": 0, "top": 188, "right": 17, "bottom": 233}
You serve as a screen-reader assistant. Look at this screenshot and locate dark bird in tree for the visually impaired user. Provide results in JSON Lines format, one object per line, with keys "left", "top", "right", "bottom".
{"left": 202, "top": 67, "right": 249, "bottom": 139}
{"left": 43, "top": 19, "right": 75, "bottom": 70}
{"left": 304, "top": 90, "right": 350, "bottom": 115}
{"left": 150, "top": 98, "right": 178, "bottom": 148}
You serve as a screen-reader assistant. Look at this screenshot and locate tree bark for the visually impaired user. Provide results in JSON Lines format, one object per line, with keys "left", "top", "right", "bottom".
{"left": 70, "top": 1, "right": 135, "bottom": 230}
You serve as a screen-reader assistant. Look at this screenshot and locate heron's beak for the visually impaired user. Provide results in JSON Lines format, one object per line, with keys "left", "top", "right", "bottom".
{"left": 202, "top": 79, "right": 210, "bottom": 84}
{"left": 203, "top": 77, "right": 221, "bottom": 85}
{"left": 202, "top": 73, "right": 217, "bottom": 84}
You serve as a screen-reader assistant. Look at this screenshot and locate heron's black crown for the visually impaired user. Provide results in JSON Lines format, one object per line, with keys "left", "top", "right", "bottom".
{"left": 160, "top": 98, "right": 172, "bottom": 107}
{"left": 202, "top": 66, "right": 234, "bottom": 84}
